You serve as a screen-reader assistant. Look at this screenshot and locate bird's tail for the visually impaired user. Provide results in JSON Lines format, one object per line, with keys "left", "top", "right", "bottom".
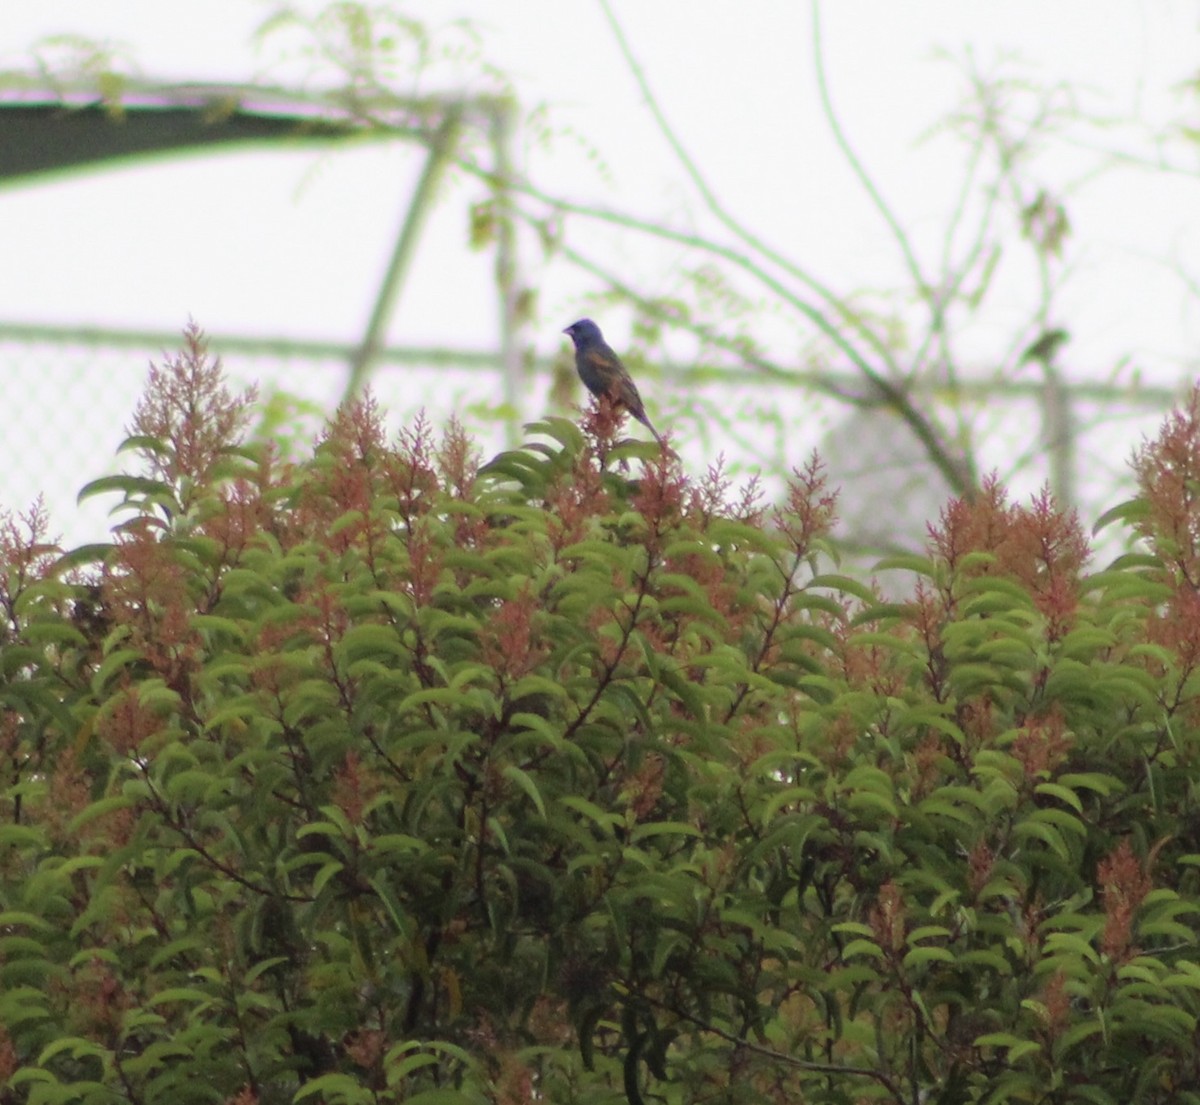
{"left": 637, "top": 412, "right": 678, "bottom": 459}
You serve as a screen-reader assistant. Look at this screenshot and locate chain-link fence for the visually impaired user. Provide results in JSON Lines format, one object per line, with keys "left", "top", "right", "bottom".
{"left": 2, "top": 324, "right": 1191, "bottom": 561}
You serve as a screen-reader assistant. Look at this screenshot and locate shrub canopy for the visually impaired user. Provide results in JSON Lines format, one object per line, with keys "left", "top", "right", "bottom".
{"left": 3, "top": 329, "right": 1200, "bottom": 1105}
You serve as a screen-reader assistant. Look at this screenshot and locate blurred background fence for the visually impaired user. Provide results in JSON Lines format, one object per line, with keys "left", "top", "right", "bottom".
{"left": 0, "top": 318, "right": 1188, "bottom": 556}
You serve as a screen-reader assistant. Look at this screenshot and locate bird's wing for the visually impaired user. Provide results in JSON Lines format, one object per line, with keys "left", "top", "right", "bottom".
{"left": 614, "top": 373, "right": 646, "bottom": 416}
{"left": 588, "top": 345, "right": 628, "bottom": 386}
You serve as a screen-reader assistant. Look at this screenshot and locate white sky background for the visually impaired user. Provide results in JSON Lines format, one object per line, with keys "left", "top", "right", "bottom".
{"left": 1, "top": 0, "right": 1199, "bottom": 547}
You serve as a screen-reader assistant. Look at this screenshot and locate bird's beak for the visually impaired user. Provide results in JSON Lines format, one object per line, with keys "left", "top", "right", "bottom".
{"left": 562, "top": 325, "right": 571, "bottom": 335}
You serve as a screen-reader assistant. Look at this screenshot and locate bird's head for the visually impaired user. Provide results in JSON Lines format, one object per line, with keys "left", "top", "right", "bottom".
{"left": 563, "top": 318, "right": 602, "bottom": 347}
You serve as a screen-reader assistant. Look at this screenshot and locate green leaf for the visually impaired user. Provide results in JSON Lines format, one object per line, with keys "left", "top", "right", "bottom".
{"left": 902, "top": 946, "right": 955, "bottom": 969}
{"left": 91, "top": 647, "right": 146, "bottom": 691}
{"left": 559, "top": 797, "right": 622, "bottom": 837}
{"left": 1058, "top": 772, "right": 1123, "bottom": 798}
{"left": 524, "top": 416, "right": 585, "bottom": 453}
{"left": 0, "top": 825, "right": 46, "bottom": 849}
{"left": 77, "top": 473, "right": 176, "bottom": 505}
{"left": 1092, "top": 497, "right": 1150, "bottom": 536}
{"left": 1056, "top": 1018, "right": 1105, "bottom": 1053}
{"left": 116, "top": 433, "right": 173, "bottom": 456}
{"left": 1013, "top": 817, "right": 1071, "bottom": 860}
{"left": 502, "top": 764, "right": 546, "bottom": 817}
{"left": 0, "top": 910, "right": 51, "bottom": 931}
{"left": 66, "top": 796, "right": 133, "bottom": 835}
{"left": 1034, "top": 782, "right": 1083, "bottom": 813}
{"left": 294, "top": 1073, "right": 373, "bottom": 1103}
{"left": 37, "top": 1036, "right": 111, "bottom": 1065}
{"left": 841, "top": 939, "right": 884, "bottom": 960}
{"left": 871, "top": 552, "right": 937, "bottom": 577}
{"left": 807, "top": 573, "right": 877, "bottom": 602}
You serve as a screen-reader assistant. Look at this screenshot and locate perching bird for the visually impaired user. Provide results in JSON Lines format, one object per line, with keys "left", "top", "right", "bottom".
{"left": 563, "top": 319, "right": 667, "bottom": 449}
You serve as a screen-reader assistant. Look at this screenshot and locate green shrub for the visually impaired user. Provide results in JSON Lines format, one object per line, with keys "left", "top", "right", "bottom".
{"left": 2, "top": 327, "right": 1200, "bottom": 1105}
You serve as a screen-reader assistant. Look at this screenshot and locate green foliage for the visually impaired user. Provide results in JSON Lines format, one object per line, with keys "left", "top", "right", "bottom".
{"left": 4, "top": 328, "right": 1200, "bottom": 1104}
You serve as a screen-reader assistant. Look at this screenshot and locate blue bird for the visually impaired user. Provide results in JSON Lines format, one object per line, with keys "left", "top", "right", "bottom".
{"left": 563, "top": 319, "right": 667, "bottom": 449}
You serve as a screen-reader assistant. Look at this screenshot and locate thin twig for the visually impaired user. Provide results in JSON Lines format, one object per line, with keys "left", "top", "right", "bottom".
{"left": 811, "top": 0, "right": 927, "bottom": 298}
{"left": 654, "top": 999, "right": 905, "bottom": 1095}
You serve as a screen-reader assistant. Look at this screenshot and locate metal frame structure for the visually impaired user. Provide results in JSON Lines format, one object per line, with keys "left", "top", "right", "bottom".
{"left": 0, "top": 82, "right": 528, "bottom": 439}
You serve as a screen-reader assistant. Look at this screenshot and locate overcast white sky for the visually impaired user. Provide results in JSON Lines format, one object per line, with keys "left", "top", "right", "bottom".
{"left": 2, "top": 0, "right": 1198, "bottom": 544}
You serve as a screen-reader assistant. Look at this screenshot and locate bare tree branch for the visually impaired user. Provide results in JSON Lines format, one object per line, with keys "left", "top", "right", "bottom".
{"left": 811, "top": 0, "right": 928, "bottom": 299}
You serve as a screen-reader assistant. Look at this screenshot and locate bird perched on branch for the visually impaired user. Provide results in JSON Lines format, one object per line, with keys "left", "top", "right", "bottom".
{"left": 563, "top": 318, "right": 668, "bottom": 450}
